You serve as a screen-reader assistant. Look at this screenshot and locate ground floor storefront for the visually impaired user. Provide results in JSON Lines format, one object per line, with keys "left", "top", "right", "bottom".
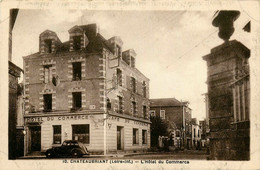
{"left": 24, "top": 112, "right": 150, "bottom": 155}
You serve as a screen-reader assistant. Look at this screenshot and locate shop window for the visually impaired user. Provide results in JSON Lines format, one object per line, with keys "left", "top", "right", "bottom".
{"left": 142, "top": 130, "right": 147, "bottom": 144}
{"left": 160, "top": 110, "right": 165, "bottom": 119}
{"left": 53, "top": 125, "right": 61, "bottom": 144}
{"left": 131, "top": 77, "right": 136, "bottom": 93}
{"left": 143, "top": 105, "right": 147, "bottom": 118}
{"left": 44, "top": 65, "right": 52, "bottom": 83}
{"left": 72, "top": 124, "right": 89, "bottom": 144}
{"left": 72, "top": 62, "right": 82, "bottom": 81}
{"left": 118, "top": 96, "right": 123, "bottom": 114}
{"left": 73, "top": 36, "right": 81, "bottom": 51}
{"left": 72, "top": 92, "right": 82, "bottom": 109}
{"left": 43, "top": 94, "right": 52, "bottom": 112}
{"left": 142, "top": 81, "right": 147, "bottom": 98}
{"left": 133, "top": 128, "right": 139, "bottom": 144}
{"left": 44, "top": 39, "right": 52, "bottom": 53}
{"left": 132, "top": 101, "right": 137, "bottom": 115}
{"left": 116, "top": 68, "right": 122, "bottom": 87}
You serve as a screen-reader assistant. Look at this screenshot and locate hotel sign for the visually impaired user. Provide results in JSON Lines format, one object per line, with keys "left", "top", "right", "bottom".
{"left": 25, "top": 115, "right": 89, "bottom": 123}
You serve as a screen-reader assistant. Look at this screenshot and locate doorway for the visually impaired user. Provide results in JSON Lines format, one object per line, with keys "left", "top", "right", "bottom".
{"left": 117, "top": 126, "right": 124, "bottom": 150}
{"left": 30, "top": 126, "right": 41, "bottom": 151}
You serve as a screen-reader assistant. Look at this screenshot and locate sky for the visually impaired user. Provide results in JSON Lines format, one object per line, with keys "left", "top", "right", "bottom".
{"left": 12, "top": 9, "right": 251, "bottom": 121}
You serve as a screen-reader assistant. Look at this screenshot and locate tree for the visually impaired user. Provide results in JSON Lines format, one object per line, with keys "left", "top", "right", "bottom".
{"left": 150, "top": 116, "right": 168, "bottom": 147}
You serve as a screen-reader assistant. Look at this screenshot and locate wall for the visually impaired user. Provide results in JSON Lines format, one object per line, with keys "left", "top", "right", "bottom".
{"left": 149, "top": 106, "right": 183, "bottom": 129}
{"left": 104, "top": 48, "right": 150, "bottom": 119}
{"left": 24, "top": 52, "right": 103, "bottom": 114}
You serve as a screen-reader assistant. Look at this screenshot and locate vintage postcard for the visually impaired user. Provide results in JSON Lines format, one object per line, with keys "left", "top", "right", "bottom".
{"left": 1, "top": 0, "right": 260, "bottom": 169}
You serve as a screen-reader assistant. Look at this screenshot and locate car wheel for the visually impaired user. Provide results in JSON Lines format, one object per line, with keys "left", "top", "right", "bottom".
{"left": 46, "top": 151, "right": 53, "bottom": 158}
{"left": 71, "top": 150, "right": 82, "bottom": 158}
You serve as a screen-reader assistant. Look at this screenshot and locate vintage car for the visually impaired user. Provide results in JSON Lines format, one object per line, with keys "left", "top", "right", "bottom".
{"left": 45, "top": 140, "right": 89, "bottom": 158}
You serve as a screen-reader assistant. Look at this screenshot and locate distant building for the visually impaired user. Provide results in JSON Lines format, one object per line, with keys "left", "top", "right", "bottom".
{"left": 149, "top": 98, "right": 192, "bottom": 150}
{"left": 23, "top": 24, "right": 150, "bottom": 155}
{"left": 199, "top": 119, "right": 207, "bottom": 147}
{"left": 191, "top": 118, "right": 201, "bottom": 149}
{"left": 9, "top": 9, "right": 23, "bottom": 159}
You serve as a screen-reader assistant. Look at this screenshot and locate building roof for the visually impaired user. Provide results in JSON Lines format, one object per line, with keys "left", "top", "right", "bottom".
{"left": 150, "top": 98, "right": 187, "bottom": 107}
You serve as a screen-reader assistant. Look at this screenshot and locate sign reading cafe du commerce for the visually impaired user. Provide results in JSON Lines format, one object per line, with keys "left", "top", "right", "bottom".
{"left": 25, "top": 115, "right": 89, "bottom": 123}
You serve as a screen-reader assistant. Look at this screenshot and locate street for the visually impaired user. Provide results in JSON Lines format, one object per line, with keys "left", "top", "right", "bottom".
{"left": 18, "top": 150, "right": 209, "bottom": 160}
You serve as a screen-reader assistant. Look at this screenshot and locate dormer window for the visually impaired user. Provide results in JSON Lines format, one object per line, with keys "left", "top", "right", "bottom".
{"left": 131, "top": 56, "right": 135, "bottom": 68}
{"left": 44, "top": 39, "right": 52, "bottom": 53}
{"left": 122, "top": 49, "right": 136, "bottom": 68}
{"left": 116, "top": 45, "right": 121, "bottom": 57}
{"left": 68, "top": 25, "right": 89, "bottom": 52}
{"left": 40, "top": 30, "right": 61, "bottom": 54}
{"left": 73, "top": 36, "right": 81, "bottom": 51}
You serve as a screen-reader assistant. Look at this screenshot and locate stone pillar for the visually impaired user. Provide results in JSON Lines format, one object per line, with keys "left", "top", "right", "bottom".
{"left": 203, "top": 40, "right": 250, "bottom": 160}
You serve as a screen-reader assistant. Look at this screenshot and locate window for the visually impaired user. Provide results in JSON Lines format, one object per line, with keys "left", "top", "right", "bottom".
{"left": 143, "top": 105, "right": 147, "bottom": 118}
{"left": 115, "top": 45, "right": 121, "bottom": 57}
{"left": 72, "top": 125, "right": 89, "bottom": 144}
{"left": 133, "top": 128, "right": 139, "bottom": 144}
{"left": 131, "top": 77, "right": 136, "bottom": 93}
{"left": 176, "top": 131, "right": 180, "bottom": 137}
{"left": 43, "top": 94, "right": 52, "bottom": 112}
{"left": 73, "top": 62, "right": 82, "bottom": 81}
{"left": 194, "top": 129, "right": 196, "bottom": 138}
{"left": 142, "top": 81, "right": 147, "bottom": 98}
{"left": 53, "top": 125, "right": 61, "bottom": 144}
{"left": 73, "top": 36, "right": 81, "bottom": 51}
{"left": 44, "top": 39, "right": 52, "bottom": 53}
{"left": 44, "top": 65, "right": 52, "bottom": 83}
{"left": 149, "top": 110, "right": 155, "bottom": 117}
{"left": 106, "top": 98, "right": 111, "bottom": 110}
{"left": 198, "top": 130, "right": 200, "bottom": 137}
{"left": 116, "top": 69, "right": 122, "bottom": 87}
{"left": 132, "top": 101, "right": 137, "bottom": 115}
{"left": 131, "top": 56, "right": 135, "bottom": 68}
{"left": 142, "top": 130, "right": 147, "bottom": 144}
{"left": 73, "top": 92, "right": 82, "bottom": 109}
{"left": 118, "top": 96, "right": 123, "bottom": 114}
{"left": 160, "top": 110, "right": 165, "bottom": 119}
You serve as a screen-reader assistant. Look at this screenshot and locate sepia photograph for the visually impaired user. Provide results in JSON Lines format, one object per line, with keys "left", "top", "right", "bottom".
{"left": 1, "top": 0, "right": 260, "bottom": 169}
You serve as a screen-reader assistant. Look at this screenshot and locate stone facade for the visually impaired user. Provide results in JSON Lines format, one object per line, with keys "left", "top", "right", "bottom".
{"left": 203, "top": 40, "right": 250, "bottom": 160}
{"left": 23, "top": 24, "right": 150, "bottom": 155}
